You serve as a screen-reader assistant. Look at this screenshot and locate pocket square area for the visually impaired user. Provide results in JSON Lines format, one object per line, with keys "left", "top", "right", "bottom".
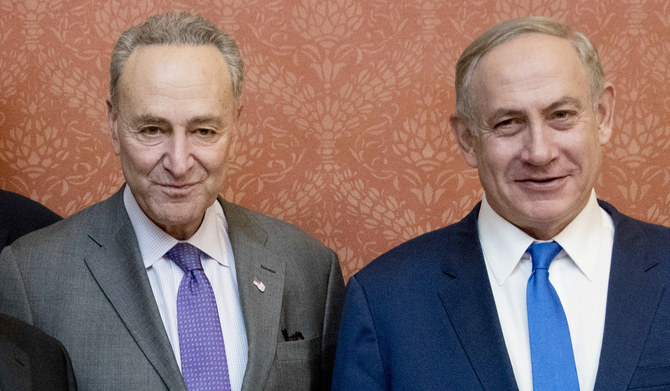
{"left": 281, "top": 328, "right": 305, "bottom": 341}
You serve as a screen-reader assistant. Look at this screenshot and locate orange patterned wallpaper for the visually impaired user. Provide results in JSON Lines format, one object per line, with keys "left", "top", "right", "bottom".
{"left": 1, "top": 0, "right": 669, "bottom": 279}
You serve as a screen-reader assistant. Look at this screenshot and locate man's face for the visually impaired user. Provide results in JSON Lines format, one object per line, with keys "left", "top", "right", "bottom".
{"left": 451, "top": 34, "right": 614, "bottom": 239}
{"left": 108, "top": 44, "right": 238, "bottom": 240}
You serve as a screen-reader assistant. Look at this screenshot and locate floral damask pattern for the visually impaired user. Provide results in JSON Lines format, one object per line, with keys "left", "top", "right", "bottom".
{"left": 1, "top": 0, "right": 669, "bottom": 279}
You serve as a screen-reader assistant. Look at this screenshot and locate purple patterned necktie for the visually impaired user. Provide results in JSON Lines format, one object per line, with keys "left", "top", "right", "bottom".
{"left": 166, "top": 242, "right": 231, "bottom": 391}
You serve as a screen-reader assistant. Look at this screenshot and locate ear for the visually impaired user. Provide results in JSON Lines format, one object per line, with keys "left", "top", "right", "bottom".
{"left": 450, "top": 114, "right": 479, "bottom": 168}
{"left": 229, "top": 104, "right": 243, "bottom": 138}
{"left": 596, "top": 83, "right": 615, "bottom": 145}
{"left": 234, "top": 104, "right": 243, "bottom": 122}
{"left": 106, "top": 100, "right": 121, "bottom": 155}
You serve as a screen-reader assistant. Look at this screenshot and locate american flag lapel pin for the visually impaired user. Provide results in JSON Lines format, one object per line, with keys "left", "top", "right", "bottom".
{"left": 253, "top": 277, "right": 266, "bottom": 293}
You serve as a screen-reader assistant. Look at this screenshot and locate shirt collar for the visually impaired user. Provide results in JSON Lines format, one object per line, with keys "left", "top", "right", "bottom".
{"left": 478, "top": 190, "right": 604, "bottom": 286}
{"left": 123, "top": 186, "right": 229, "bottom": 269}
{"left": 554, "top": 191, "right": 604, "bottom": 281}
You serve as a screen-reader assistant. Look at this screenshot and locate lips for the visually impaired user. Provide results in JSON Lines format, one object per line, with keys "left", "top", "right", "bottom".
{"left": 516, "top": 175, "right": 567, "bottom": 190}
{"left": 157, "top": 182, "right": 198, "bottom": 197}
{"left": 523, "top": 176, "right": 561, "bottom": 183}
{"left": 162, "top": 183, "right": 195, "bottom": 189}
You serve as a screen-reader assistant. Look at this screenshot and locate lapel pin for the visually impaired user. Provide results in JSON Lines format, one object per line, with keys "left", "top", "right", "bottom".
{"left": 253, "top": 278, "right": 266, "bottom": 293}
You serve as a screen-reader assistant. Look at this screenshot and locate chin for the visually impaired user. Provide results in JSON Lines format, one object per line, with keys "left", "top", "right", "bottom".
{"left": 521, "top": 206, "right": 577, "bottom": 230}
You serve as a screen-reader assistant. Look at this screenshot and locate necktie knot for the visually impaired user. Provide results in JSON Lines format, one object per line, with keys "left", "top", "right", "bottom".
{"left": 528, "top": 241, "right": 562, "bottom": 271}
{"left": 166, "top": 242, "right": 203, "bottom": 273}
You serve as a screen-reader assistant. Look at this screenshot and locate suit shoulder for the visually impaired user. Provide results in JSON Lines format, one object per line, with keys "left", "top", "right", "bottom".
{"left": 0, "top": 190, "right": 62, "bottom": 248}
{"left": 601, "top": 200, "right": 670, "bottom": 240}
{"left": 222, "top": 200, "right": 336, "bottom": 260}
{"left": 356, "top": 211, "right": 478, "bottom": 286}
{"left": 0, "top": 313, "right": 66, "bottom": 353}
{"left": 7, "top": 193, "right": 122, "bottom": 254}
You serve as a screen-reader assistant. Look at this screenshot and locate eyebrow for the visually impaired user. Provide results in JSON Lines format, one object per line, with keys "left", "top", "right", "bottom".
{"left": 189, "top": 116, "right": 224, "bottom": 127}
{"left": 129, "top": 114, "right": 223, "bottom": 128}
{"left": 486, "top": 96, "right": 584, "bottom": 123}
{"left": 543, "top": 96, "right": 584, "bottom": 113}
{"left": 486, "top": 108, "right": 524, "bottom": 124}
{"left": 128, "top": 114, "right": 169, "bottom": 127}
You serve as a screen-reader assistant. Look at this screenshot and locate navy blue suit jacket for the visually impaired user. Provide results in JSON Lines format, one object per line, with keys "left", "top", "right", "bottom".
{"left": 332, "top": 201, "right": 670, "bottom": 390}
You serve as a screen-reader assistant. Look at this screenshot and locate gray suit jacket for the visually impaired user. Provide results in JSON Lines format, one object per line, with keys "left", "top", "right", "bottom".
{"left": 0, "top": 189, "right": 345, "bottom": 390}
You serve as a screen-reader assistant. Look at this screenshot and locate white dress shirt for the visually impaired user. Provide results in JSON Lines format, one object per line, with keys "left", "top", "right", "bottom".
{"left": 478, "top": 191, "right": 614, "bottom": 391}
{"left": 123, "top": 186, "right": 248, "bottom": 391}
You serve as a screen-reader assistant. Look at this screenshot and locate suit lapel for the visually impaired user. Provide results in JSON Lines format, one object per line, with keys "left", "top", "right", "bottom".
{"left": 83, "top": 190, "right": 186, "bottom": 391}
{"left": 437, "top": 205, "right": 519, "bottom": 390}
{"left": 594, "top": 202, "right": 665, "bottom": 390}
{"left": 223, "top": 200, "right": 285, "bottom": 391}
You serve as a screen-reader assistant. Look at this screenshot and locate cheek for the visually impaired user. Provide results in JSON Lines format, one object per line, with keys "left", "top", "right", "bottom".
{"left": 565, "top": 132, "right": 601, "bottom": 166}
{"left": 212, "top": 136, "right": 234, "bottom": 166}
{"left": 478, "top": 142, "right": 513, "bottom": 173}
{"left": 197, "top": 142, "right": 231, "bottom": 177}
{"left": 119, "top": 143, "right": 162, "bottom": 175}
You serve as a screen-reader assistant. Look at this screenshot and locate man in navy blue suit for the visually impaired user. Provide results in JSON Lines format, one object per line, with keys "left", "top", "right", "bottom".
{"left": 332, "top": 16, "right": 670, "bottom": 390}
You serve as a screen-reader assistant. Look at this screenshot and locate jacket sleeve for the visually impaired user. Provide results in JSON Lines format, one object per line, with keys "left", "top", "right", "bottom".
{"left": 331, "top": 275, "right": 387, "bottom": 390}
{"left": 0, "top": 246, "right": 33, "bottom": 323}
{"left": 319, "top": 250, "right": 346, "bottom": 389}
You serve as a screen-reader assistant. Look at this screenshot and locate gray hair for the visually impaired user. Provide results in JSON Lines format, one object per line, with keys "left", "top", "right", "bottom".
{"left": 454, "top": 16, "right": 604, "bottom": 127}
{"left": 109, "top": 12, "right": 244, "bottom": 109}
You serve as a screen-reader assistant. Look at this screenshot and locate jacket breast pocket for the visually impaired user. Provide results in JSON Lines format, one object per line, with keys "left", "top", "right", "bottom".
{"left": 275, "top": 335, "right": 320, "bottom": 361}
{"left": 267, "top": 337, "right": 322, "bottom": 390}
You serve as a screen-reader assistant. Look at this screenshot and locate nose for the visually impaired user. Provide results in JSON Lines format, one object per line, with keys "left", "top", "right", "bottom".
{"left": 521, "top": 122, "right": 555, "bottom": 166}
{"left": 163, "top": 132, "right": 194, "bottom": 177}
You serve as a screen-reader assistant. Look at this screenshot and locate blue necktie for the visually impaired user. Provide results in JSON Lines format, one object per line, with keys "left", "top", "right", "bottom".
{"left": 166, "top": 243, "right": 231, "bottom": 391}
{"left": 526, "top": 241, "right": 580, "bottom": 390}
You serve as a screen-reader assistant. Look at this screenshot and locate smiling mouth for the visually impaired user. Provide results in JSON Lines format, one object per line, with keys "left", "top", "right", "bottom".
{"left": 516, "top": 175, "right": 567, "bottom": 189}
{"left": 160, "top": 182, "right": 197, "bottom": 188}
{"left": 522, "top": 177, "right": 560, "bottom": 183}
{"left": 158, "top": 183, "right": 198, "bottom": 195}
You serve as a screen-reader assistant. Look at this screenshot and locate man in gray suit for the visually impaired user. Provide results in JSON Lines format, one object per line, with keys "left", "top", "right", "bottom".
{"left": 0, "top": 12, "right": 344, "bottom": 391}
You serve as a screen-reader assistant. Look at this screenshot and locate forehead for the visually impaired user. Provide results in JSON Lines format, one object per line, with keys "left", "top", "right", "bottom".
{"left": 471, "top": 34, "right": 590, "bottom": 111}
{"left": 117, "top": 44, "right": 232, "bottom": 108}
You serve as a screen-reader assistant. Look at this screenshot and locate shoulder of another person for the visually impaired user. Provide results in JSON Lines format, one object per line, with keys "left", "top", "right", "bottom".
{"left": 8, "top": 195, "right": 125, "bottom": 259}
{"left": 0, "top": 314, "right": 61, "bottom": 348}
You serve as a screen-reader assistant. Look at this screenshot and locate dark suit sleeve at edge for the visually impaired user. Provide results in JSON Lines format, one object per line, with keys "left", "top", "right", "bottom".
{"left": 0, "top": 246, "right": 33, "bottom": 323}
{"left": 331, "top": 275, "right": 386, "bottom": 390}
{"left": 59, "top": 337, "right": 78, "bottom": 390}
{"left": 320, "top": 250, "right": 345, "bottom": 389}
